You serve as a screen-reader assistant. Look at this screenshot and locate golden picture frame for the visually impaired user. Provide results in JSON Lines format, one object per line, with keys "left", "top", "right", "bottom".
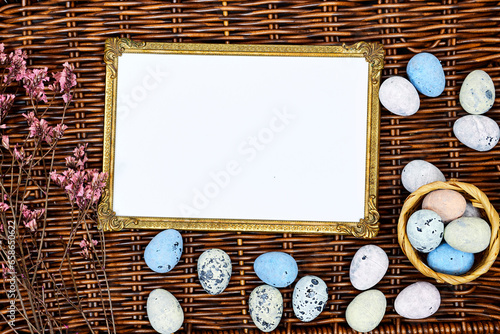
{"left": 98, "top": 37, "right": 384, "bottom": 237}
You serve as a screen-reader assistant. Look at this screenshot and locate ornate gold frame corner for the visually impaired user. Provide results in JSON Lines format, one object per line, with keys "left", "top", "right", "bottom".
{"left": 98, "top": 38, "right": 384, "bottom": 237}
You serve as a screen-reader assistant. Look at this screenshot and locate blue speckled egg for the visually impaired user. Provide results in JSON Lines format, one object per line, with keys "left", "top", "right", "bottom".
{"left": 144, "top": 229, "right": 183, "bottom": 273}
{"left": 197, "top": 248, "right": 232, "bottom": 295}
{"left": 249, "top": 285, "right": 283, "bottom": 332}
{"left": 427, "top": 243, "right": 474, "bottom": 275}
{"left": 254, "top": 252, "right": 298, "bottom": 288}
{"left": 406, "top": 210, "right": 444, "bottom": 253}
{"left": 293, "top": 275, "right": 328, "bottom": 322}
{"left": 407, "top": 53, "right": 446, "bottom": 97}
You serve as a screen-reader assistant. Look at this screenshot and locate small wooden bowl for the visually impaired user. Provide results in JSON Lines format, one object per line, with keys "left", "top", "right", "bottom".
{"left": 398, "top": 180, "right": 500, "bottom": 285}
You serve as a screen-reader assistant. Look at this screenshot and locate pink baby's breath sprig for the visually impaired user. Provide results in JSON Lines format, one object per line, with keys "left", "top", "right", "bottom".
{"left": 51, "top": 144, "right": 108, "bottom": 210}
{"left": 20, "top": 204, "right": 45, "bottom": 232}
{"left": 0, "top": 43, "right": 6, "bottom": 63}
{"left": 2, "top": 135, "right": 9, "bottom": 150}
{"left": 0, "top": 202, "right": 9, "bottom": 212}
{"left": 23, "top": 67, "right": 50, "bottom": 103}
{"left": 2, "top": 263, "right": 12, "bottom": 279}
{"left": 0, "top": 94, "right": 15, "bottom": 121}
{"left": 4, "top": 49, "right": 27, "bottom": 86}
{"left": 13, "top": 144, "right": 33, "bottom": 166}
{"left": 22, "top": 111, "right": 67, "bottom": 145}
{"left": 49, "top": 62, "right": 77, "bottom": 104}
{"left": 79, "top": 236, "right": 98, "bottom": 259}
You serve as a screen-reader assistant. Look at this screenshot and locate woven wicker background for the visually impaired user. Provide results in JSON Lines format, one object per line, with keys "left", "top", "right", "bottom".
{"left": 1, "top": 0, "right": 500, "bottom": 333}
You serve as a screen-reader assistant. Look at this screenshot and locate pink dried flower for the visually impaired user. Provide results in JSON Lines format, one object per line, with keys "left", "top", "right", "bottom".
{"left": 2, "top": 135, "right": 9, "bottom": 150}
{"left": 4, "top": 49, "right": 27, "bottom": 85}
{"left": 51, "top": 144, "right": 107, "bottom": 210}
{"left": 13, "top": 145, "right": 32, "bottom": 166}
{"left": 0, "top": 202, "right": 9, "bottom": 212}
{"left": 53, "top": 123, "right": 67, "bottom": 140}
{"left": 23, "top": 67, "right": 49, "bottom": 103}
{"left": 0, "top": 43, "right": 6, "bottom": 63}
{"left": 0, "top": 94, "right": 15, "bottom": 120}
{"left": 23, "top": 112, "right": 56, "bottom": 144}
{"left": 2, "top": 263, "right": 12, "bottom": 279}
{"left": 49, "top": 62, "right": 77, "bottom": 104}
{"left": 20, "top": 204, "right": 44, "bottom": 232}
{"left": 79, "top": 237, "right": 98, "bottom": 259}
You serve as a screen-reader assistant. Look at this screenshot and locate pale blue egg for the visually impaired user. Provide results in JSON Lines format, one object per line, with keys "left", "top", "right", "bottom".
{"left": 144, "top": 229, "right": 183, "bottom": 273}
{"left": 427, "top": 243, "right": 474, "bottom": 275}
{"left": 407, "top": 53, "right": 446, "bottom": 97}
{"left": 254, "top": 252, "right": 298, "bottom": 288}
{"left": 406, "top": 210, "right": 444, "bottom": 253}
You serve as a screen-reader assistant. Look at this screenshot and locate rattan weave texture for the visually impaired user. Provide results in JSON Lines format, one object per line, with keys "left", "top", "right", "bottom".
{"left": 1, "top": 1, "right": 500, "bottom": 333}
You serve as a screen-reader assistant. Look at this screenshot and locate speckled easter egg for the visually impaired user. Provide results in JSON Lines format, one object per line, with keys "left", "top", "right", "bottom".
{"left": 427, "top": 243, "right": 475, "bottom": 275}
{"left": 249, "top": 285, "right": 283, "bottom": 332}
{"left": 254, "top": 252, "right": 298, "bottom": 288}
{"left": 293, "top": 276, "right": 328, "bottom": 322}
{"left": 394, "top": 281, "right": 441, "bottom": 319}
{"left": 406, "top": 210, "right": 444, "bottom": 253}
{"left": 144, "top": 229, "right": 183, "bottom": 273}
{"left": 422, "top": 189, "right": 467, "bottom": 222}
{"left": 197, "top": 249, "right": 232, "bottom": 295}
{"left": 445, "top": 217, "right": 491, "bottom": 253}
{"left": 349, "top": 245, "right": 389, "bottom": 290}
{"left": 453, "top": 115, "right": 500, "bottom": 152}
{"left": 379, "top": 76, "right": 420, "bottom": 116}
{"left": 407, "top": 53, "right": 446, "bottom": 97}
{"left": 401, "top": 160, "right": 446, "bottom": 193}
{"left": 147, "top": 289, "right": 184, "bottom": 333}
{"left": 345, "top": 289, "right": 386, "bottom": 333}
{"left": 460, "top": 70, "right": 495, "bottom": 115}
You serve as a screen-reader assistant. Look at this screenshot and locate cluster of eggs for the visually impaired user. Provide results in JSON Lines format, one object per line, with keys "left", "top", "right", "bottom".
{"left": 379, "top": 52, "right": 498, "bottom": 152}
{"left": 143, "top": 230, "right": 328, "bottom": 333}
{"left": 400, "top": 159, "right": 492, "bottom": 277}
{"left": 346, "top": 245, "right": 441, "bottom": 332}
{"left": 406, "top": 189, "right": 491, "bottom": 276}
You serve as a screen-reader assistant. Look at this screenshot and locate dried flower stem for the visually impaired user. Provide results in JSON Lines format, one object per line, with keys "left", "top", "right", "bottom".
{"left": 0, "top": 44, "right": 115, "bottom": 334}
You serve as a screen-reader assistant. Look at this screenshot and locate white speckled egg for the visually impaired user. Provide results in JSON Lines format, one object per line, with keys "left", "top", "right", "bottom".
{"left": 453, "top": 115, "right": 500, "bottom": 152}
{"left": 406, "top": 210, "right": 444, "bottom": 253}
{"left": 249, "top": 285, "right": 283, "bottom": 332}
{"left": 395, "top": 281, "right": 441, "bottom": 319}
{"left": 147, "top": 289, "right": 184, "bottom": 333}
{"left": 350, "top": 244, "right": 389, "bottom": 291}
{"left": 293, "top": 276, "right": 328, "bottom": 322}
{"left": 345, "top": 289, "right": 386, "bottom": 333}
{"left": 401, "top": 160, "right": 446, "bottom": 193}
{"left": 197, "top": 248, "right": 232, "bottom": 295}
{"left": 444, "top": 217, "right": 491, "bottom": 253}
{"left": 379, "top": 76, "right": 420, "bottom": 116}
